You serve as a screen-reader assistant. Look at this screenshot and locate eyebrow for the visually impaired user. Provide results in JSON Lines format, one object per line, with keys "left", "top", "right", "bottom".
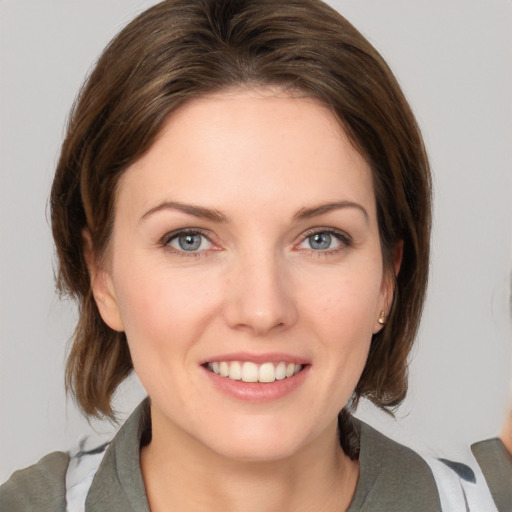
{"left": 140, "top": 201, "right": 228, "bottom": 223}
{"left": 140, "top": 199, "right": 368, "bottom": 224}
{"left": 293, "top": 201, "right": 369, "bottom": 222}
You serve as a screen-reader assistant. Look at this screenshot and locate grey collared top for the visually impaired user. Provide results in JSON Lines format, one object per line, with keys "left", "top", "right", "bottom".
{"left": 472, "top": 438, "right": 512, "bottom": 512}
{"left": 0, "top": 401, "right": 442, "bottom": 512}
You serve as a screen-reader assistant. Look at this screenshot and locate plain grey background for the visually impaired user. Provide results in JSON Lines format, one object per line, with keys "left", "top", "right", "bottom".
{"left": 1, "top": 0, "right": 511, "bottom": 483}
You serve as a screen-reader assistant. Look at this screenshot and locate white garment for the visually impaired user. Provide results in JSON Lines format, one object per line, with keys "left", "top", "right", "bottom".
{"left": 424, "top": 454, "right": 498, "bottom": 511}
{"left": 64, "top": 438, "right": 498, "bottom": 512}
{"left": 65, "top": 438, "right": 109, "bottom": 512}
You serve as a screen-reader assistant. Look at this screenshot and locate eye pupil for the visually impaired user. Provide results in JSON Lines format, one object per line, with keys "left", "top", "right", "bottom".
{"left": 309, "top": 232, "right": 331, "bottom": 250}
{"left": 178, "top": 234, "right": 201, "bottom": 251}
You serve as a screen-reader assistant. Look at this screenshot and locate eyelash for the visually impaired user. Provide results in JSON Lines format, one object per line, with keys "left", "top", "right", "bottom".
{"left": 161, "top": 228, "right": 217, "bottom": 258}
{"left": 296, "top": 228, "right": 352, "bottom": 256}
{"left": 160, "top": 227, "right": 352, "bottom": 257}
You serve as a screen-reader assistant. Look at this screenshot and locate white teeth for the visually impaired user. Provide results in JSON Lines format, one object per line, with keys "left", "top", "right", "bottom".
{"left": 241, "top": 362, "right": 259, "bottom": 382}
{"left": 207, "top": 360, "right": 304, "bottom": 383}
{"left": 219, "top": 361, "right": 229, "bottom": 377}
{"left": 275, "top": 362, "right": 286, "bottom": 380}
{"left": 228, "top": 361, "right": 242, "bottom": 380}
{"left": 259, "top": 362, "right": 275, "bottom": 383}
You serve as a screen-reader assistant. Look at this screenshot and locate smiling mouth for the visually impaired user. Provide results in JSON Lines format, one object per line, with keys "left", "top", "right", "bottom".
{"left": 204, "top": 361, "right": 304, "bottom": 383}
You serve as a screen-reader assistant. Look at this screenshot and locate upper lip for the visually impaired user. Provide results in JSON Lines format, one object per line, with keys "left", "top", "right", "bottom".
{"left": 200, "top": 352, "right": 310, "bottom": 365}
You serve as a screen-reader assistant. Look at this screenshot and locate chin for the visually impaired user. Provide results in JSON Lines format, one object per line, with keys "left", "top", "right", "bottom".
{"left": 209, "top": 434, "right": 304, "bottom": 463}
{"left": 194, "top": 414, "right": 318, "bottom": 463}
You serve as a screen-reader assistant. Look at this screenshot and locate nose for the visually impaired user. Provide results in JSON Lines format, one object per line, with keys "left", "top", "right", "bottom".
{"left": 223, "top": 251, "right": 298, "bottom": 336}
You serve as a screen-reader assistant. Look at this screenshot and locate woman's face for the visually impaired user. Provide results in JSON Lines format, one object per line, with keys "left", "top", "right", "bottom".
{"left": 93, "top": 88, "right": 393, "bottom": 461}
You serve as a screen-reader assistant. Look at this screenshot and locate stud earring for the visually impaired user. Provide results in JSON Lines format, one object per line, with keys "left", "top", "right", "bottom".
{"left": 378, "top": 311, "right": 386, "bottom": 325}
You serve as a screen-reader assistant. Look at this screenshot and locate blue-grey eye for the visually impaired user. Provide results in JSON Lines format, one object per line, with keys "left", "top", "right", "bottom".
{"left": 168, "top": 232, "right": 211, "bottom": 252}
{"left": 309, "top": 232, "right": 332, "bottom": 250}
{"left": 179, "top": 234, "right": 201, "bottom": 251}
{"left": 298, "top": 231, "right": 346, "bottom": 251}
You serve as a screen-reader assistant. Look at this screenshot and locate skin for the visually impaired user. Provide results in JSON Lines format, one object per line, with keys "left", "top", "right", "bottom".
{"left": 501, "top": 408, "right": 512, "bottom": 454}
{"left": 89, "top": 87, "right": 397, "bottom": 511}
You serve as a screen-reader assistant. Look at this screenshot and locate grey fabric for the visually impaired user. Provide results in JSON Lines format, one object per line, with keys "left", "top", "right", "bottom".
{"left": 84, "top": 401, "right": 150, "bottom": 512}
{"left": 347, "top": 422, "right": 441, "bottom": 512}
{"left": 472, "top": 438, "right": 512, "bottom": 512}
{"left": 0, "top": 401, "right": 442, "bottom": 511}
{"left": 0, "top": 451, "right": 69, "bottom": 512}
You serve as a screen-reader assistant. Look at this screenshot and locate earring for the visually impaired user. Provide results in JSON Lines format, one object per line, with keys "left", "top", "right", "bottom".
{"left": 378, "top": 311, "right": 386, "bottom": 325}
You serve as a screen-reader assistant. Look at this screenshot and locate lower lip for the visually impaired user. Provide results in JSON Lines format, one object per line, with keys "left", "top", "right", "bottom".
{"left": 201, "top": 365, "right": 310, "bottom": 403}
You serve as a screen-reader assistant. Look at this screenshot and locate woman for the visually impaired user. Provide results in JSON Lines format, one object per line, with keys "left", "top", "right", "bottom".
{"left": 0, "top": 0, "right": 496, "bottom": 510}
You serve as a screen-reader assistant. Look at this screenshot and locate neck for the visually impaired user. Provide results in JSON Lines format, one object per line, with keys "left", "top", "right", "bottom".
{"left": 501, "top": 409, "right": 512, "bottom": 455}
{"left": 140, "top": 410, "right": 359, "bottom": 512}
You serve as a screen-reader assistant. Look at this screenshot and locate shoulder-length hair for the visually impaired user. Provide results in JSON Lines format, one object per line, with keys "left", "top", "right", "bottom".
{"left": 51, "top": 0, "right": 431, "bottom": 428}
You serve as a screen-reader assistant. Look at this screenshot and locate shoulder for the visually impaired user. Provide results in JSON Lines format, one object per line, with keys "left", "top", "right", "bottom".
{"left": 358, "top": 420, "right": 437, "bottom": 478}
{"left": 363, "top": 421, "right": 441, "bottom": 496}
{"left": 0, "top": 451, "right": 69, "bottom": 512}
{"left": 353, "top": 421, "right": 499, "bottom": 512}
{"left": 472, "top": 437, "right": 512, "bottom": 474}
{"left": 472, "top": 437, "right": 512, "bottom": 511}
{"left": 349, "top": 420, "right": 442, "bottom": 511}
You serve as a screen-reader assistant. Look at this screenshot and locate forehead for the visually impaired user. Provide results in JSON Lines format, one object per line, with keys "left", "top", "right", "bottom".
{"left": 117, "top": 87, "right": 375, "bottom": 219}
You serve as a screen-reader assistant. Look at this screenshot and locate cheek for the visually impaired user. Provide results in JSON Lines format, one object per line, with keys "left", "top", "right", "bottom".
{"left": 111, "top": 264, "right": 225, "bottom": 406}
{"left": 308, "top": 272, "right": 383, "bottom": 331}
{"left": 301, "top": 269, "right": 383, "bottom": 381}
{"left": 112, "top": 261, "right": 222, "bottom": 360}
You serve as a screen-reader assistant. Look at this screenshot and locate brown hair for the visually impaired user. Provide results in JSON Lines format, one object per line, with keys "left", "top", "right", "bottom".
{"left": 51, "top": 0, "right": 431, "bottom": 431}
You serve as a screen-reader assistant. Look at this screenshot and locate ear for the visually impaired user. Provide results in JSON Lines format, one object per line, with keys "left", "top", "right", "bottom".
{"left": 82, "top": 229, "right": 125, "bottom": 332}
{"left": 393, "top": 239, "right": 404, "bottom": 277}
{"left": 373, "top": 240, "right": 403, "bottom": 334}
